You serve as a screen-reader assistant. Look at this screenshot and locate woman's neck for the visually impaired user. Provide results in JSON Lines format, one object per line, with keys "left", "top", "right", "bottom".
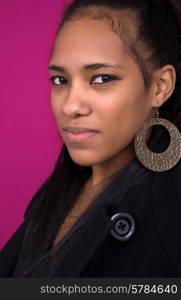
{"left": 88, "top": 142, "right": 136, "bottom": 188}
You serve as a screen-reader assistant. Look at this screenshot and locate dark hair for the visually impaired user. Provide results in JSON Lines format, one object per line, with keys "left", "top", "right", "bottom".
{"left": 13, "top": 0, "right": 181, "bottom": 277}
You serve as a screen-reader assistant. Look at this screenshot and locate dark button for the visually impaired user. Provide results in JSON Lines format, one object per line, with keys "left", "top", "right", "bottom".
{"left": 110, "top": 212, "right": 135, "bottom": 242}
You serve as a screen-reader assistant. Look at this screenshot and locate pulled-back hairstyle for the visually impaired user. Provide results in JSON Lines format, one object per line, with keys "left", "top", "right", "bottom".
{"left": 13, "top": 0, "right": 181, "bottom": 277}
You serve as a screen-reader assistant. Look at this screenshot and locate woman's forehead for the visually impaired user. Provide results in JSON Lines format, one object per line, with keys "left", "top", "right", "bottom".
{"left": 51, "top": 18, "right": 133, "bottom": 64}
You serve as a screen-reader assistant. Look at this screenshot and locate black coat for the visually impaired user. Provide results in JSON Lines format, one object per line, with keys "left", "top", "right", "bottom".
{"left": 1, "top": 160, "right": 181, "bottom": 277}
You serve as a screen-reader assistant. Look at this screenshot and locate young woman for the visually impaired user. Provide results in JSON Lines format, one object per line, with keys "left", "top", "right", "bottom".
{"left": 1, "top": 0, "right": 181, "bottom": 277}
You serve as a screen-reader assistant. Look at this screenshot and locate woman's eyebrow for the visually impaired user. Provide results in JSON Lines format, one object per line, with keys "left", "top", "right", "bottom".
{"left": 48, "top": 63, "right": 125, "bottom": 72}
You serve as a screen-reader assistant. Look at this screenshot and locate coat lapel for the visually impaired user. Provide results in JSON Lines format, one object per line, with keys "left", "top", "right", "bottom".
{"left": 52, "top": 159, "right": 154, "bottom": 277}
{"left": 52, "top": 206, "right": 112, "bottom": 277}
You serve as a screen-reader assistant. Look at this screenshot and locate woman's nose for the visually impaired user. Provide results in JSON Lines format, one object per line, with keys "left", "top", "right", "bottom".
{"left": 61, "top": 86, "right": 91, "bottom": 117}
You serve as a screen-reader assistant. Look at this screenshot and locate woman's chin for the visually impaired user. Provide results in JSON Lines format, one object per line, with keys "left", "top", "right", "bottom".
{"left": 67, "top": 150, "right": 99, "bottom": 166}
{"left": 69, "top": 156, "right": 94, "bottom": 166}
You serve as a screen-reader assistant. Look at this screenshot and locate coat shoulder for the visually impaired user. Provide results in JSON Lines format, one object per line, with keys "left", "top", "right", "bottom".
{"left": 152, "top": 161, "right": 181, "bottom": 274}
{"left": 0, "top": 177, "right": 51, "bottom": 277}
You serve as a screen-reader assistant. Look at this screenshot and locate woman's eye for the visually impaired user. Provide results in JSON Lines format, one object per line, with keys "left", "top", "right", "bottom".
{"left": 49, "top": 74, "right": 119, "bottom": 86}
{"left": 49, "top": 76, "right": 67, "bottom": 85}
{"left": 91, "top": 74, "right": 118, "bottom": 84}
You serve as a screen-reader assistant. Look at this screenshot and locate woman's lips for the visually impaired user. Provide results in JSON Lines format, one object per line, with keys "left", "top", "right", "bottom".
{"left": 63, "top": 130, "right": 98, "bottom": 142}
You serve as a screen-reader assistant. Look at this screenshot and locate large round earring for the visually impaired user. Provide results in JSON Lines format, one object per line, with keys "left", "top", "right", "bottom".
{"left": 134, "top": 107, "right": 181, "bottom": 172}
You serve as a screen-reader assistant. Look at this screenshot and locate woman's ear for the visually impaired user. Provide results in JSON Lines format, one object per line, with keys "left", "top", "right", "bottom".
{"left": 152, "top": 65, "right": 176, "bottom": 107}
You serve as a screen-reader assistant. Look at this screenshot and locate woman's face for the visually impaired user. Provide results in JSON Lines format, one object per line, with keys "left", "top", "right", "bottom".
{"left": 48, "top": 18, "right": 155, "bottom": 167}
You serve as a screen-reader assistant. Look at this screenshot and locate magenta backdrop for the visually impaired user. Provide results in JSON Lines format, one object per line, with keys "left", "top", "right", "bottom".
{"left": 0, "top": 0, "right": 73, "bottom": 250}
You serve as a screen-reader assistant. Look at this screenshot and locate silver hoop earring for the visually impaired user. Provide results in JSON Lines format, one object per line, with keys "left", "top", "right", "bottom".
{"left": 134, "top": 107, "right": 181, "bottom": 172}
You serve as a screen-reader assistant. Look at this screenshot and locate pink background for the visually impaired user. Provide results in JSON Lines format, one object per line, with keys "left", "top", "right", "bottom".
{"left": 0, "top": 0, "right": 72, "bottom": 250}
